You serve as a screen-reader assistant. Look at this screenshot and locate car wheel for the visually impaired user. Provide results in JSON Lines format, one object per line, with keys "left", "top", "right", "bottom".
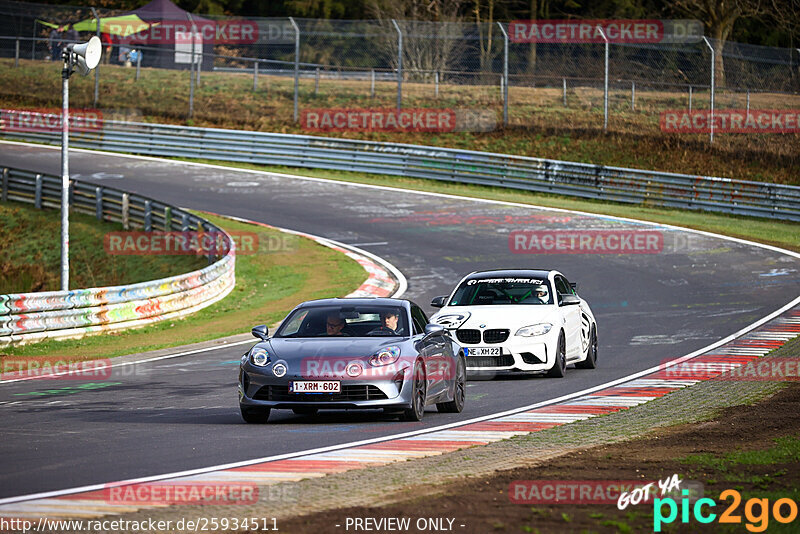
{"left": 240, "top": 405, "right": 271, "bottom": 424}
{"left": 401, "top": 361, "right": 426, "bottom": 422}
{"left": 292, "top": 407, "right": 319, "bottom": 416}
{"left": 437, "top": 358, "right": 466, "bottom": 413}
{"left": 575, "top": 326, "right": 598, "bottom": 369}
{"left": 546, "top": 333, "right": 567, "bottom": 378}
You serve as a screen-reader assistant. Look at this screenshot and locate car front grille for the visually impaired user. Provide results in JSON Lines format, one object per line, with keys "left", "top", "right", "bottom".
{"left": 483, "top": 329, "right": 509, "bottom": 344}
{"left": 466, "top": 354, "right": 515, "bottom": 368}
{"left": 253, "top": 385, "right": 388, "bottom": 402}
{"left": 456, "top": 329, "right": 481, "bottom": 344}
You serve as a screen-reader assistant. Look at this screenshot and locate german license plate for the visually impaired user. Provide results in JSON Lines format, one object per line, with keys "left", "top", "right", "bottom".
{"left": 290, "top": 381, "right": 341, "bottom": 393}
{"left": 468, "top": 347, "right": 501, "bottom": 357}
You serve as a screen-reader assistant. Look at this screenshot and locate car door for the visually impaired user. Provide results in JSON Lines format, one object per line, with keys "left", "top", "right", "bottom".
{"left": 412, "top": 304, "right": 448, "bottom": 399}
{"left": 554, "top": 275, "right": 581, "bottom": 360}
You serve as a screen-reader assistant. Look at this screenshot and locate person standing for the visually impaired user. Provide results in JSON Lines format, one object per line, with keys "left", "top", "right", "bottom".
{"left": 48, "top": 27, "right": 62, "bottom": 61}
{"left": 63, "top": 24, "right": 79, "bottom": 47}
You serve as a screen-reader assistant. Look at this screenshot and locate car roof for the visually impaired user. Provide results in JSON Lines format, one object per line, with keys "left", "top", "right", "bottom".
{"left": 296, "top": 297, "right": 413, "bottom": 310}
{"left": 463, "top": 269, "right": 553, "bottom": 281}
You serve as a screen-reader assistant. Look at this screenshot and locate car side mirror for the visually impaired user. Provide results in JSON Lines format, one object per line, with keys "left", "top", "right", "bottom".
{"left": 430, "top": 296, "right": 448, "bottom": 308}
{"left": 423, "top": 323, "right": 445, "bottom": 337}
{"left": 561, "top": 294, "right": 580, "bottom": 306}
{"left": 251, "top": 324, "right": 269, "bottom": 340}
{"left": 570, "top": 282, "right": 578, "bottom": 292}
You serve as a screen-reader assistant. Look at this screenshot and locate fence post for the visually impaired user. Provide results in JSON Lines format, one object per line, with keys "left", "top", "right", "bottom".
{"left": 1, "top": 168, "right": 7, "bottom": 202}
{"left": 15, "top": 39, "right": 19, "bottom": 67}
{"left": 135, "top": 52, "right": 141, "bottom": 81}
{"left": 95, "top": 186, "right": 103, "bottom": 220}
{"left": 631, "top": 81, "right": 635, "bottom": 111}
{"left": 90, "top": 7, "right": 100, "bottom": 107}
{"left": 596, "top": 26, "right": 609, "bottom": 132}
{"left": 253, "top": 60, "right": 258, "bottom": 91}
{"left": 122, "top": 193, "right": 130, "bottom": 230}
{"left": 289, "top": 17, "right": 300, "bottom": 123}
{"left": 315, "top": 67, "right": 320, "bottom": 95}
{"left": 497, "top": 21, "right": 509, "bottom": 127}
{"left": 435, "top": 71, "right": 439, "bottom": 98}
{"left": 144, "top": 200, "right": 152, "bottom": 232}
{"left": 703, "top": 36, "right": 715, "bottom": 144}
{"left": 746, "top": 90, "right": 750, "bottom": 114}
{"left": 164, "top": 206, "right": 172, "bottom": 231}
{"left": 370, "top": 68, "right": 375, "bottom": 98}
{"left": 392, "top": 19, "right": 403, "bottom": 112}
{"left": 689, "top": 85, "right": 693, "bottom": 112}
{"left": 34, "top": 174, "right": 42, "bottom": 209}
{"left": 563, "top": 78, "right": 567, "bottom": 106}
{"left": 187, "top": 13, "right": 197, "bottom": 119}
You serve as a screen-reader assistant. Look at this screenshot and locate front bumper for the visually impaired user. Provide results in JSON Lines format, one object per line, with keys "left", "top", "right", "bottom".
{"left": 239, "top": 362, "right": 414, "bottom": 410}
{"left": 452, "top": 330, "right": 556, "bottom": 374}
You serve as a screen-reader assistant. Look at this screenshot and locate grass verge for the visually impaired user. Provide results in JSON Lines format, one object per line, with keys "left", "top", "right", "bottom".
{"left": 1, "top": 212, "right": 367, "bottom": 360}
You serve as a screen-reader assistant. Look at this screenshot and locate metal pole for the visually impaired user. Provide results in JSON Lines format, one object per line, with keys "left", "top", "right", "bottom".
{"left": 703, "top": 36, "right": 715, "bottom": 144}
{"left": 14, "top": 39, "right": 19, "bottom": 67}
{"left": 435, "top": 71, "right": 439, "bottom": 98}
{"left": 563, "top": 77, "right": 567, "bottom": 106}
{"left": 135, "top": 51, "right": 141, "bottom": 81}
{"left": 289, "top": 17, "right": 299, "bottom": 122}
{"left": 188, "top": 14, "right": 196, "bottom": 119}
{"left": 315, "top": 67, "right": 320, "bottom": 95}
{"left": 689, "top": 85, "right": 693, "bottom": 112}
{"left": 391, "top": 19, "right": 402, "bottom": 112}
{"left": 90, "top": 7, "right": 100, "bottom": 107}
{"left": 597, "top": 26, "right": 609, "bottom": 132}
{"left": 497, "top": 22, "right": 509, "bottom": 127}
{"left": 253, "top": 60, "right": 258, "bottom": 91}
{"left": 746, "top": 89, "right": 750, "bottom": 114}
{"left": 61, "top": 56, "right": 70, "bottom": 291}
{"left": 370, "top": 68, "right": 375, "bottom": 98}
{"left": 631, "top": 81, "right": 635, "bottom": 111}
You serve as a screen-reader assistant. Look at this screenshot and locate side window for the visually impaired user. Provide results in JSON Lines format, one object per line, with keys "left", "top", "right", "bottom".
{"left": 554, "top": 276, "right": 571, "bottom": 297}
{"left": 411, "top": 306, "right": 427, "bottom": 335}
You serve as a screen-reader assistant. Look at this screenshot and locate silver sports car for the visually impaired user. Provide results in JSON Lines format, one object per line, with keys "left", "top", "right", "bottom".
{"left": 238, "top": 298, "right": 467, "bottom": 423}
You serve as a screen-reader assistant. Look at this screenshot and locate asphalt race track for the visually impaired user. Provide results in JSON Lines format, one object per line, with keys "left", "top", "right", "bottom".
{"left": 2, "top": 142, "right": 800, "bottom": 500}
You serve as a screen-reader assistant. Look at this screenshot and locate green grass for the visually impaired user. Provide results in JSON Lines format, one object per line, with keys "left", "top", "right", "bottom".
{"left": 0, "top": 200, "right": 205, "bottom": 293}
{"left": 173, "top": 158, "right": 800, "bottom": 253}
{"left": 1, "top": 211, "right": 367, "bottom": 360}
{"left": 681, "top": 436, "right": 800, "bottom": 470}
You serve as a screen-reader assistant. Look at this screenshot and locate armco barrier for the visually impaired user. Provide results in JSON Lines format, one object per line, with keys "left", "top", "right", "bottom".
{"left": 2, "top": 112, "right": 799, "bottom": 221}
{"left": 0, "top": 167, "right": 236, "bottom": 346}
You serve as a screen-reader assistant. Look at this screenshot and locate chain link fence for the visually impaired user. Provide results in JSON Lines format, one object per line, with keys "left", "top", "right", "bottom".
{"left": 0, "top": 1, "right": 799, "bottom": 145}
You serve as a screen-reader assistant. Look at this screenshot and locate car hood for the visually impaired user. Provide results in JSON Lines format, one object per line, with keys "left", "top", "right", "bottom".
{"left": 267, "top": 337, "right": 406, "bottom": 360}
{"left": 433, "top": 305, "right": 558, "bottom": 330}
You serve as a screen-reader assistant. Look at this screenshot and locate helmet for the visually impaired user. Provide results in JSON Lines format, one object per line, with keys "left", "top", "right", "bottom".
{"left": 534, "top": 285, "right": 549, "bottom": 300}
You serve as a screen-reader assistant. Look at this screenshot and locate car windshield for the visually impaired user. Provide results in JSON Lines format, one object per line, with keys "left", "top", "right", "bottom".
{"left": 448, "top": 277, "right": 553, "bottom": 306}
{"left": 275, "top": 305, "right": 410, "bottom": 338}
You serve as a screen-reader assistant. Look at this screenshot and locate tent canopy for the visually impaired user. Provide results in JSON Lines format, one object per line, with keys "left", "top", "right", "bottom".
{"left": 37, "top": 15, "right": 156, "bottom": 37}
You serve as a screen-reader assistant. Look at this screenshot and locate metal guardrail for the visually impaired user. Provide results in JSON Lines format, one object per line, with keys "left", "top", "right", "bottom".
{"left": 0, "top": 167, "right": 236, "bottom": 346}
{"left": 2, "top": 114, "right": 799, "bottom": 221}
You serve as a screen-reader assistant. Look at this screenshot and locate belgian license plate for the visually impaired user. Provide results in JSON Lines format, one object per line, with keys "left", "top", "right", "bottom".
{"left": 468, "top": 347, "right": 501, "bottom": 357}
{"left": 290, "top": 381, "right": 341, "bottom": 394}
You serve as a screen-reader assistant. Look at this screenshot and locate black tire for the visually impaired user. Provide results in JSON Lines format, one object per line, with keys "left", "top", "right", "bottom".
{"left": 546, "top": 333, "right": 567, "bottom": 378}
{"left": 575, "top": 326, "right": 598, "bottom": 369}
{"left": 240, "top": 405, "right": 271, "bottom": 424}
{"left": 401, "top": 361, "right": 426, "bottom": 422}
{"left": 437, "top": 358, "right": 466, "bottom": 413}
{"left": 292, "top": 407, "right": 319, "bottom": 416}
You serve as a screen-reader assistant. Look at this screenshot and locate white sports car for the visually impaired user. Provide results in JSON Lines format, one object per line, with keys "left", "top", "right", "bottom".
{"left": 430, "top": 269, "right": 597, "bottom": 377}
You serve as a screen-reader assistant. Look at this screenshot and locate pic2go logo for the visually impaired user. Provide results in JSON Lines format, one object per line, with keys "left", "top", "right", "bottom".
{"left": 654, "top": 489, "right": 799, "bottom": 532}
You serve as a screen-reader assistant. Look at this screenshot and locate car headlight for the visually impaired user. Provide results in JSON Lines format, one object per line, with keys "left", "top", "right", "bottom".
{"left": 250, "top": 347, "right": 270, "bottom": 367}
{"left": 515, "top": 323, "right": 552, "bottom": 337}
{"left": 432, "top": 313, "right": 470, "bottom": 329}
{"left": 272, "top": 361, "right": 287, "bottom": 377}
{"left": 369, "top": 346, "right": 400, "bottom": 367}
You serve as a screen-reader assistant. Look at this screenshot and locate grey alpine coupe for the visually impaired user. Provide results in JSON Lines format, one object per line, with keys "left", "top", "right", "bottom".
{"left": 238, "top": 298, "right": 467, "bottom": 423}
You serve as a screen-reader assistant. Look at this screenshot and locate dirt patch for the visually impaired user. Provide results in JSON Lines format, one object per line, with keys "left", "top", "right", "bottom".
{"left": 278, "top": 383, "right": 800, "bottom": 533}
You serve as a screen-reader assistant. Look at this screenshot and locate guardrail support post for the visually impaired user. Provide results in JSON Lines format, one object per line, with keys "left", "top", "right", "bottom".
{"left": 15, "top": 39, "right": 19, "bottom": 67}
{"left": 164, "top": 206, "right": 172, "bottom": 231}
{"left": 181, "top": 213, "right": 189, "bottom": 231}
{"left": 289, "top": 17, "right": 300, "bottom": 123}
{"left": 703, "top": 36, "right": 715, "bottom": 144}
{"left": 144, "top": 200, "right": 152, "bottom": 232}
{"left": 497, "top": 22, "right": 509, "bottom": 127}
{"left": 122, "top": 193, "right": 130, "bottom": 230}
{"left": 392, "top": 19, "right": 402, "bottom": 111}
{"left": 2, "top": 168, "right": 8, "bottom": 202}
{"left": 95, "top": 187, "right": 103, "bottom": 220}
{"left": 34, "top": 174, "right": 42, "bottom": 209}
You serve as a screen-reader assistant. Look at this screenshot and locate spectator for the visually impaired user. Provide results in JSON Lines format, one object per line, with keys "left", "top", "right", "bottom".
{"left": 63, "top": 24, "right": 79, "bottom": 46}
{"left": 101, "top": 32, "right": 113, "bottom": 64}
{"left": 48, "top": 27, "right": 62, "bottom": 61}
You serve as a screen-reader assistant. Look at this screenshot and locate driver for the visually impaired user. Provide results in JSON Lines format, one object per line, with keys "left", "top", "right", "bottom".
{"left": 326, "top": 314, "right": 349, "bottom": 336}
{"left": 368, "top": 310, "right": 402, "bottom": 335}
{"left": 533, "top": 285, "right": 549, "bottom": 304}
